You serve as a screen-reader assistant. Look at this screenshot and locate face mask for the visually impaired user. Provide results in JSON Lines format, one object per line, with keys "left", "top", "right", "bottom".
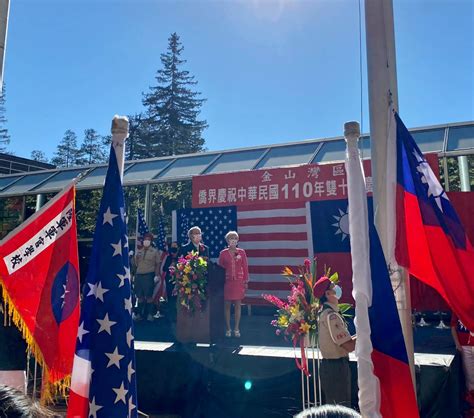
{"left": 333, "top": 285, "right": 342, "bottom": 300}
{"left": 170, "top": 247, "right": 178, "bottom": 254}
{"left": 228, "top": 239, "right": 238, "bottom": 247}
{"left": 143, "top": 240, "right": 151, "bottom": 247}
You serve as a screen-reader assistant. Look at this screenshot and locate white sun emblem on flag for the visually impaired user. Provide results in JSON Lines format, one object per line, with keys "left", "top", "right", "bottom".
{"left": 413, "top": 150, "right": 448, "bottom": 212}
{"left": 332, "top": 208, "right": 350, "bottom": 241}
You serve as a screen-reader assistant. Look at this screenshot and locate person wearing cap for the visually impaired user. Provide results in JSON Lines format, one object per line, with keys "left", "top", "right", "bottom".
{"left": 314, "top": 276, "right": 356, "bottom": 407}
{"left": 178, "top": 226, "right": 209, "bottom": 258}
{"left": 133, "top": 232, "right": 162, "bottom": 321}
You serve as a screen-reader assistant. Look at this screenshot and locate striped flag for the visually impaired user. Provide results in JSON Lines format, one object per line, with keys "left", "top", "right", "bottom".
{"left": 236, "top": 202, "right": 310, "bottom": 303}
{"left": 172, "top": 202, "right": 311, "bottom": 304}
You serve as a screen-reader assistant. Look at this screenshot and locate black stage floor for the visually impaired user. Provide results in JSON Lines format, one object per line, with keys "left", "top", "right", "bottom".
{"left": 133, "top": 309, "right": 457, "bottom": 354}
{"left": 132, "top": 311, "right": 462, "bottom": 418}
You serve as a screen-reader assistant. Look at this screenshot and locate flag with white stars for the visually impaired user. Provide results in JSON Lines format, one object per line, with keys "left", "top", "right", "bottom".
{"left": 136, "top": 208, "right": 149, "bottom": 240}
{"left": 175, "top": 206, "right": 237, "bottom": 258}
{"left": 156, "top": 217, "right": 167, "bottom": 251}
{"left": 68, "top": 147, "right": 137, "bottom": 418}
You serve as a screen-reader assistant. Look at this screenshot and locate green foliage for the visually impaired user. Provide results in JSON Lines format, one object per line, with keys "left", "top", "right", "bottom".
{"left": 142, "top": 32, "right": 208, "bottom": 158}
{"left": 51, "top": 130, "right": 81, "bottom": 167}
{"left": 30, "top": 150, "right": 48, "bottom": 163}
{"left": 75, "top": 189, "right": 103, "bottom": 238}
{"left": 439, "top": 155, "right": 474, "bottom": 191}
{"left": 0, "top": 83, "right": 10, "bottom": 152}
{"left": 79, "top": 128, "right": 107, "bottom": 165}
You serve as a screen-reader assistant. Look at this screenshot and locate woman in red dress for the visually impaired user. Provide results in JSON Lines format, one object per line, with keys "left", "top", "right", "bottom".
{"left": 218, "top": 231, "right": 249, "bottom": 338}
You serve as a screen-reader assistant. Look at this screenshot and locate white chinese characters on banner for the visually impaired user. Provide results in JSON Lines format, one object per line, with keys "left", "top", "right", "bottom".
{"left": 192, "top": 161, "right": 374, "bottom": 208}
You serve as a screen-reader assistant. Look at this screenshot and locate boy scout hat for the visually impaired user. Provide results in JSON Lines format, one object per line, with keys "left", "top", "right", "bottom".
{"left": 313, "top": 276, "right": 332, "bottom": 299}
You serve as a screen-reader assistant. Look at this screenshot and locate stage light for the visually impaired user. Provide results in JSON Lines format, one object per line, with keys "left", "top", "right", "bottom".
{"left": 244, "top": 380, "right": 252, "bottom": 391}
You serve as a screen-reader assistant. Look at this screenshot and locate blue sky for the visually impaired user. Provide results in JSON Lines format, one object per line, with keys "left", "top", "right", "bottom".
{"left": 4, "top": 0, "right": 473, "bottom": 160}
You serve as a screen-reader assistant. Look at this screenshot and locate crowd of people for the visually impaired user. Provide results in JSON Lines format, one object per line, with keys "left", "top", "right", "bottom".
{"left": 130, "top": 226, "right": 250, "bottom": 339}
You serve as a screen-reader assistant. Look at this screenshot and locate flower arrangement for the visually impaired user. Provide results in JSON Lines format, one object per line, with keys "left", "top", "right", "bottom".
{"left": 170, "top": 250, "right": 208, "bottom": 313}
{"left": 263, "top": 258, "right": 351, "bottom": 345}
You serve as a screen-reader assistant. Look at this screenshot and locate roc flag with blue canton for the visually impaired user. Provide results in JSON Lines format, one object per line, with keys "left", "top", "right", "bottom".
{"left": 368, "top": 223, "right": 419, "bottom": 417}
{"left": 68, "top": 147, "right": 137, "bottom": 418}
{"left": 394, "top": 111, "right": 474, "bottom": 330}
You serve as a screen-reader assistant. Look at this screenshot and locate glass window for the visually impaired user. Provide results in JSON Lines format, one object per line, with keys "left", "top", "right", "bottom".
{"left": 0, "top": 172, "right": 56, "bottom": 196}
{"left": 204, "top": 149, "right": 265, "bottom": 174}
{"left": 359, "top": 136, "right": 371, "bottom": 159}
{"left": 0, "top": 175, "right": 23, "bottom": 191}
{"left": 32, "top": 169, "right": 86, "bottom": 193}
{"left": 77, "top": 166, "right": 108, "bottom": 189}
{"left": 312, "top": 140, "right": 346, "bottom": 163}
{"left": 158, "top": 154, "right": 217, "bottom": 179}
{"left": 447, "top": 126, "right": 474, "bottom": 151}
{"left": 255, "top": 143, "right": 319, "bottom": 169}
{"left": 124, "top": 160, "right": 173, "bottom": 182}
{"left": 411, "top": 128, "right": 445, "bottom": 153}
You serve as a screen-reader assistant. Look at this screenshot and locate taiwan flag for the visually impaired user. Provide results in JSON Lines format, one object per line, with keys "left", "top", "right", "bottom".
{"left": 0, "top": 184, "right": 80, "bottom": 398}
{"left": 395, "top": 112, "right": 474, "bottom": 331}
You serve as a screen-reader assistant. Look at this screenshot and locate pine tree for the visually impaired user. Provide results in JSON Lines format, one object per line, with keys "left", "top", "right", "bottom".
{"left": 30, "top": 150, "right": 48, "bottom": 163}
{"left": 143, "top": 32, "right": 208, "bottom": 157}
{"left": 79, "top": 128, "right": 106, "bottom": 165}
{"left": 0, "top": 83, "right": 11, "bottom": 152}
{"left": 125, "top": 114, "right": 148, "bottom": 160}
{"left": 51, "top": 130, "right": 80, "bottom": 167}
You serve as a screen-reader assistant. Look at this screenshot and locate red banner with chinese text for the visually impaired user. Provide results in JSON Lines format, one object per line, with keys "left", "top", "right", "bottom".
{"left": 192, "top": 161, "right": 373, "bottom": 208}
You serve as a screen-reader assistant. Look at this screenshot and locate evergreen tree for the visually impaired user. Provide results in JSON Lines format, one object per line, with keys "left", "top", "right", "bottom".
{"left": 0, "top": 83, "right": 10, "bottom": 152}
{"left": 143, "top": 32, "right": 208, "bottom": 157}
{"left": 79, "top": 128, "right": 106, "bottom": 164}
{"left": 30, "top": 150, "right": 48, "bottom": 163}
{"left": 125, "top": 114, "right": 148, "bottom": 160}
{"left": 51, "top": 129, "right": 80, "bottom": 167}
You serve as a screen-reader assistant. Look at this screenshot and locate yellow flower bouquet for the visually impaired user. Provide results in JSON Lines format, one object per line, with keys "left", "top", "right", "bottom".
{"left": 170, "top": 250, "right": 208, "bottom": 313}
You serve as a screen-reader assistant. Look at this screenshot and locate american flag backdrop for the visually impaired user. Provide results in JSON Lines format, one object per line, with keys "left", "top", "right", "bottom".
{"left": 173, "top": 201, "right": 354, "bottom": 304}
{"left": 67, "top": 147, "right": 137, "bottom": 418}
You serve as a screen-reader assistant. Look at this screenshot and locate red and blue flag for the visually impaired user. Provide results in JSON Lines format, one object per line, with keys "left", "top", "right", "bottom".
{"left": 369, "top": 222, "right": 419, "bottom": 417}
{"left": 395, "top": 112, "right": 474, "bottom": 330}
{"left": 0, "top": 184, "right": 80, "bottom": 399}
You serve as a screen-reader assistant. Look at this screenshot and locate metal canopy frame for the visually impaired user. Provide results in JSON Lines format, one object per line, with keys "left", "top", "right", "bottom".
{"left": 0, "top": 120, "right": 472, "bottom": 199}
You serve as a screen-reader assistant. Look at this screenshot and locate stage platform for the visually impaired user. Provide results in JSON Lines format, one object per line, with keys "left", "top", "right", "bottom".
{"left": 133, "top": 315, "right": 463, "bottom": 418}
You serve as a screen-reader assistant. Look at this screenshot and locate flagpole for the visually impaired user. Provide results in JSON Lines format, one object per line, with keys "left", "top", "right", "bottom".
{"left": 111, "top": 115, "right": 129, "bottom": 180}
{"left": 365, "top": 0, "right": 416, "bottom": 385}
{"left": 0, "top": 0, "right": 9, "bottom": 92}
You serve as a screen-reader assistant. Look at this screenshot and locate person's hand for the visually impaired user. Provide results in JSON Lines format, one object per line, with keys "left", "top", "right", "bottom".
{"left": 154, "top": 276, "right": 160, "bottom": 284}
{"left": 129, "top": 250, "right": 134, "bottom": 257}
{"left": 455, "top": 342, "right": 463, "bottom": 352}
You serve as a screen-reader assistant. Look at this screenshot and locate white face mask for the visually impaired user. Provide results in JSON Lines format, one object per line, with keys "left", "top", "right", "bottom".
{"left": 228, "top": 238, "right": 238, "bottom": 247}
{"left": 143, "top": 240, "right": 151, "bottom": 247}
{"left": 333, "top": 285, "right": 342, "bottom": 300}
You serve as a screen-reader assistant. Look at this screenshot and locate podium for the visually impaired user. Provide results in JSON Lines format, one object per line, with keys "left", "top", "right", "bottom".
{"left": 176, "top": 262, "right": 225, "bottom": 344}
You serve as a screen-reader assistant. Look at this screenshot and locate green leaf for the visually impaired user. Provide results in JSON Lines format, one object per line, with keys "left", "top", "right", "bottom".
{"left": 338, "top": 303, "right": 352, "bottom": 314}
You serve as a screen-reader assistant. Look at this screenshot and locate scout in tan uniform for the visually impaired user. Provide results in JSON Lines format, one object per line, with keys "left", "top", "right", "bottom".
{"left": 314, "top": 276, "right": 356, "bottom": 407}
{"left": 133, "top": 232, "right": 161, "bottom": 321}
